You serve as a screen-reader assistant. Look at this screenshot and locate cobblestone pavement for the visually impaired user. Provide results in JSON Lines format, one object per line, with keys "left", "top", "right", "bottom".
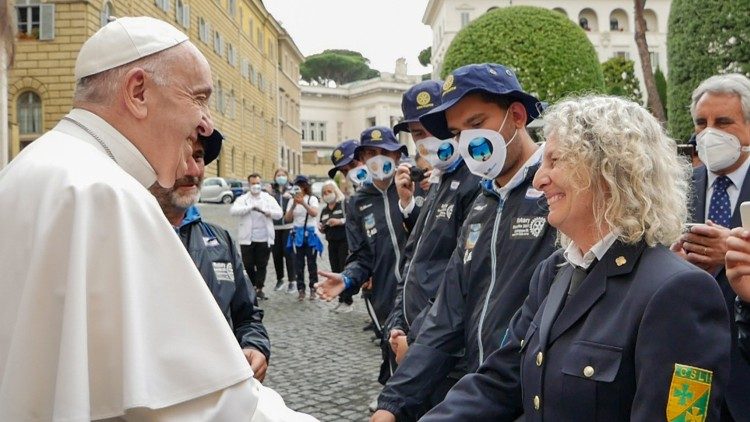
{"left": 198, "top": 203, "right": 383, "bottom": 421}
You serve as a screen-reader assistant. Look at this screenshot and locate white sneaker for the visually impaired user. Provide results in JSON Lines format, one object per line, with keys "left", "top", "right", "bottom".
{"left": 338, "top": 303, "right": 354, "bottom": 313}
{"left": 286, "top": 283, "right": 296, "bottom": 294}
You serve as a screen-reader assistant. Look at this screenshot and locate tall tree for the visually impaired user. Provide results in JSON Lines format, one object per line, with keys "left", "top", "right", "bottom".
{"left": 300, "top": 49, "right": 379, "bottom": 86}
{"left": 634, "top": 0, "right": 665, "bottom": 123}
{"left": 418, "top": 46, "right": 431, "bottom": 68}
{"left": 602, "top": 57, "right": 643, "bottom": 104}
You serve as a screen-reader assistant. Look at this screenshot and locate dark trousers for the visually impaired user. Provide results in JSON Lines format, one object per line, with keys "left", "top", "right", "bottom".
{"left": 271, "top": 229, "right": 296, "bottom": 282}
{"left": 328, "top": 238, "right": 352, "bottom": 305}
{"left": 240, "top": 242, "right": 271, "bottom": 290}
{"left": 295, "top": 244, "right": 318, "bottom": 292}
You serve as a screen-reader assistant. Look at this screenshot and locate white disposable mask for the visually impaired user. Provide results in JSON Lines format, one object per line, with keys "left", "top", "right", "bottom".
{"left": 275, "top": 176, "right": 288, "bottom": 186}
{"left": 696, "top": 128, "right": 750, "bottom": 172}
{"left": 365, "top": 155, "right": 397, "bottom": 181}
{"left": 457, "top": 110, "right": 517, "bottom": 179}
{"left": 322, "top": 193, "right": 336, "bottom": 204}
{"left": 416, "top": 137, "right": 461, "bottom": 171}
{"left": 348, "top": 164, "right": 371, "bottom": 186}
{"left": 249, "top": 184, "right": 262, "bottom": 195}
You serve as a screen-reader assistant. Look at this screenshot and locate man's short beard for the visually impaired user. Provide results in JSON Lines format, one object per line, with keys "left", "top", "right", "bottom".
{"left": 170, "top": 189, "right": 199, "bottom": 209}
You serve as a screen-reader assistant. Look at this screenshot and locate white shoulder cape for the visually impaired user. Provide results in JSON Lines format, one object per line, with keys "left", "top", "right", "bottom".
{"left": 0, "top": 130, "right": 254, "bottom": 420}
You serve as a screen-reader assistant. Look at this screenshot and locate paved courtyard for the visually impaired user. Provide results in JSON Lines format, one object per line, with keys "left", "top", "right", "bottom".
{"left": 197, "top": 203, "right": 383, "bottom": 421}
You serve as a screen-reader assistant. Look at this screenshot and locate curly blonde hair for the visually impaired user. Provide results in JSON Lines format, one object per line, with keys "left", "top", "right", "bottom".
{"left": 543, "top": 95, "right": 692, "bottom": 247}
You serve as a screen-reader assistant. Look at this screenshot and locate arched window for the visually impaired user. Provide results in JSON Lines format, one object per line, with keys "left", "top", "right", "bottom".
{"left": 644, "top": 9, "right": 658, "bottom": 32}
{"left": 578, "top": 8, "right": 598, "bottom": 32}
{"left": 100, "top": 1, "right": 114, "bottom": 27}
{"left": 552, "top": 7, "right": 567, "bottom": 18}
{"left": 609, "top": 9, "right": 629, "bottom": 32}
{"left": 17, "top": 91, "right": 42, "bottom": 135}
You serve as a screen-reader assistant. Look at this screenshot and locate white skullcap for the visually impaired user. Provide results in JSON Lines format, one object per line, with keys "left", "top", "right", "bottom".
{"left": 74, "top": 16, "right": 189, "bottom": 81}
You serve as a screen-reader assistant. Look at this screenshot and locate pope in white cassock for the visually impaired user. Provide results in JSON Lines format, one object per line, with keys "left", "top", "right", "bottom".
{"left": 0, "top": 16, "right": 316, "bottom": 421}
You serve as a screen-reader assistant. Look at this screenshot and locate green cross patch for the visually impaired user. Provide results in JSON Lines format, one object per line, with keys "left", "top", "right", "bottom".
{"left": 666, "top": 364, "right": 713, "bottom": 422}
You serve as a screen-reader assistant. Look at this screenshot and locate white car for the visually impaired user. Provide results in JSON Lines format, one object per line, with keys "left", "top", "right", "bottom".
{"left": 200, "top": 177, "right": 234, "bottom": 204}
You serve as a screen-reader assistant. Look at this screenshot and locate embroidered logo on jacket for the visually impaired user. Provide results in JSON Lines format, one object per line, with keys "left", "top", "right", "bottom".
{"left": 212, "top": 262, "right": 235, "bottom": 283}
{"left": 510, "top": 216, "right": 546, "bottom": 239}
{"left": 666, "top": 364, "right": 712, "bottom": 422}
{"left": 464, "top": 223, "right": 482, "bottom": 263}
{"left": 364, "top": 213, "right": 378, "bottom": 237}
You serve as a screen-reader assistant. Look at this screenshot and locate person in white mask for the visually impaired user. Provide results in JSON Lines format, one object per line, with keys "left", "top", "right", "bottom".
{"left": 671, "top": 73, "right": 750, "bottom": 421}
{"left": 231, "top": 173, "right": 283, "bottom": 300}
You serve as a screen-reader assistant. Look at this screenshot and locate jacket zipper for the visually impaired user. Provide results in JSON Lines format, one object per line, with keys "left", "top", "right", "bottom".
{"left": 381, "top": 189, "right": 402, "bottom": 285}
{"left": 477, "top": 197, "right": 504, "bottom": 364}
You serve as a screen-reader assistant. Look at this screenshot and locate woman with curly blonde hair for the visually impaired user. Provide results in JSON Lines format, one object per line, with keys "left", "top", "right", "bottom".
{"left": 422, "top": 95, "right": 731, "bottom": 421}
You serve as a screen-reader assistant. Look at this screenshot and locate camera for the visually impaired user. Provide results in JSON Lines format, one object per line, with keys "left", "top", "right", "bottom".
{"left": 410, "top": 166, "right": 426, "bottom": 183}
{"left": 289, "top": 185, "right": 302, "bottom": 196}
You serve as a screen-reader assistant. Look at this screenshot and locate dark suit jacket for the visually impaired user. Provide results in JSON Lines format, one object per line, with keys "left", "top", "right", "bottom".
{"left": 691, "top": 165, "right": 750, "bottom": 419}
{"left": 422, "top": 242, "right": 730, "bottom": 421}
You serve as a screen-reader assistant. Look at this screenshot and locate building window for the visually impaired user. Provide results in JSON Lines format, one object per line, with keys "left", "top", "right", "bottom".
{"left": 175, "top": 0, "right": 189, "bottom": 28}
{"left": 17, "top": 91, "right": 42, "bottom": 148}
{"left": 213, "top": 31, "right": 224, "bottom": 56}
{"left": 301, "top": 121, "right": 307, "bottom": 140}
{"left": 614, "top": 51, "right": 630, "bottom": 59}
{"left": 155, "top": 0, "right": 170, "bottom": 13}
{"left": 248, "top": 18, "right": 254, "bottom": 43}
{"left": 198, "top": 17, "right": 209, "bottom": 43}
{"left": 319, "top": 122, "right": 326, "bottom": 142}
{"left": 16, "top": 1, "right": 55, "bottom": 40}
{"left": 227, "top": 43, "right": 237, "bottom": 66}
{"left": 460, "top": 12, "right": 470, "bottom": 28}
{"left": 100, "top": 1, "right": 114, "bottom": 27}
{"left": 216, "top": 81, "right": 225, "bottom": 114}
{"left": 649, "top": 51, "right": 659, "bottom": 70}
{"left": 228, "top": 0, "right": 236, "bottom": 17}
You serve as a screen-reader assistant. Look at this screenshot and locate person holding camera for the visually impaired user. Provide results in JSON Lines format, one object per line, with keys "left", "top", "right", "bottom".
{"left": 285, "top": 175, "right": 323, "bottom": 301}
{"left": 381, "top": 81, "right": 482, "bottom": 389}
{"left": 230, "top": 173, "right": 283, "bottom": 300}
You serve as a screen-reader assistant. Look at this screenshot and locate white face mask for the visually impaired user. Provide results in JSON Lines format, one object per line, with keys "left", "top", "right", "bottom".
{"left": 348, "top": 164, "right": 371, "bottom": 186}
{"left": 322, "top": 193, "right": 336, "bottom": 204}
{"left": 365, "top": 155, "right": 397, "bottom": 181}
{"left": 416, "top": 137, "right": 461, "bottom": 171}
{"left": 696, "top": 128, "right": 750, "bottom": 172}
{"left": 275, "top": 176, "right": 288, "bottom": 186}
{"left": 249, "top": 184, "right": 262, "bottom": 195}
{"left": 457, "top": 110, "right": 517, "bottom": 180}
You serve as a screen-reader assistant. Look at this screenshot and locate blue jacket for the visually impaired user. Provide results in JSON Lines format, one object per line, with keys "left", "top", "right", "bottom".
{"left": 177, "top": 206, "right": 271, "bottom": 359}
{"left": 422, "top": 242, "right": 730, "bottom": 421}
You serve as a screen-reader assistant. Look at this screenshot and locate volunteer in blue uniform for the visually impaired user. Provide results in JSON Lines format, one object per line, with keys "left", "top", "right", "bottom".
{"left": 672, "top": 73, "right": 750, "bottom": 421}
{"left": 373, "top": 64, "right": 557, "bottom": 421}
{"left": 384, "top": 80, "right": 481, "bottom": 364}
{"left": 421, "top": 95, "right": 731, "bottom": 421}
{"left": 149, "top": 130, "right": 271, "bottom": 381}
{"left": 316, "top": 126, "right": 417, "bottom": 384}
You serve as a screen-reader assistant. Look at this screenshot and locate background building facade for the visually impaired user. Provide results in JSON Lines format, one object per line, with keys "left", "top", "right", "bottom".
{"left": 300, "top": 59, "right": 422, "bottom": 178}
{"left": 7, "top": 0, "right": 302, "bottom": 179}
{"left": 423, "top": 0, "right": 671, "bottom": 98}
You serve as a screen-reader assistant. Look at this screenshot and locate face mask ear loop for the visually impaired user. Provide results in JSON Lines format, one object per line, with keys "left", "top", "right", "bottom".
{"left": 499, "top": 107, "right": 519, "bottom": 149}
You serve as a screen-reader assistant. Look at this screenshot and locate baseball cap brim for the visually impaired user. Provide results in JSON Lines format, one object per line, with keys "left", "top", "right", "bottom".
{"left": 420, "top": 88, "right": 542, "bottom": 140}
{"left": 393, "top": 118, "right": 420, "bottom": 135}
{"left": 354, "top": 144, "right": 409, "bottom": 159}
{"left": 200, "top": 129, "right": 223, "bottom": 165}
{"left": 328, "top": 154, "right": 355, "bottom": 178}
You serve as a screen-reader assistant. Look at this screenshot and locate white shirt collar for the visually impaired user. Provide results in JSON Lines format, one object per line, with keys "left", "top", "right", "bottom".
{"left": 493, "top": 143, "right": 545, "bottom": 199}
{"left": 55, "top": 108, "right": 157, "bottom": 188}
{"left": 707, "top": 154, "right": 750, "bottom": 191}
{"left": 563, "top": 231, "right": 619, "bottom": 270}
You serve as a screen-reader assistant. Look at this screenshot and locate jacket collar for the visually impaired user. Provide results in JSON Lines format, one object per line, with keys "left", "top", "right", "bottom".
{"left": 179, "top": 205, "right": 202, "bottom": 228}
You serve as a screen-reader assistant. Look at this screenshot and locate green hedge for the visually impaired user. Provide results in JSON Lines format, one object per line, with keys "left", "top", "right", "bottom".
{"left": 667, "top": 0, "right": 750, "bottom": 141}
{"left": 602, "top": 56, "right": 643, "bottom": 104}
{"left": 442, "top": 6, "right": 604, "bottom": 103}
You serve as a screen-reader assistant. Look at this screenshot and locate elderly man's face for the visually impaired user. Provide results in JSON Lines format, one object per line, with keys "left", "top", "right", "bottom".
{"left": 694, "top": 94, "right": 750, "bottom": 173}
{"left": 149, "top": 43, "right": 214, "bottom": 188}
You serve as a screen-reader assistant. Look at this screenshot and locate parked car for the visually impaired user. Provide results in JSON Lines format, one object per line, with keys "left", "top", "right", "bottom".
{"left": 226, "top": 179, "right": 249, "bottom": 199}
{"left": 200, "top": 177, "right": 234, "bottom": 204}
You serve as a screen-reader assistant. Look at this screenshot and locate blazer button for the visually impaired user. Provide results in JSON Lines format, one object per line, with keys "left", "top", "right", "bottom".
{"left": 520, "top": 339, "right": 525, "bottom": 347}
{"left": 583, "top": 366, "right": 595, "bottom": 378}
{"left": 536, "top": 351, "right": 543, "bottom": 366}
{"left": 533, "top": 395, "right": 541, "bottom": 410}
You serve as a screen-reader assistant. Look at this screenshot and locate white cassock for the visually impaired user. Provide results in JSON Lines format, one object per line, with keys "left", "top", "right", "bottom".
{"left": 0, "top": 109, "right": 317, "bottom": 422}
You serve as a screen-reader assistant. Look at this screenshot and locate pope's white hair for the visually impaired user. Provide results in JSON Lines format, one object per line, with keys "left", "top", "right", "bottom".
{"left": 543, "top": 95, "right": 692, "bottom": 247}
{"left": 73, "top": 42, "right": 190, "bottom": 104}
{"left": 691, "top": 73, "right": 750, "bottom": 123}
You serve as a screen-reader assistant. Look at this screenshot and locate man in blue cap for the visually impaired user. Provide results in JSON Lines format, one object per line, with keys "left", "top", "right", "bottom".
{"left": 317, "top": 126, "right": 418, "bottom": 385}
{"left": 372, "top": 64, "right": 557, "bottom": 422}
{"left": 149, "top": 130, "right": 271, "bottom": 381}
{"left": 381, "top": 80, "right": 481, "bottom": 388}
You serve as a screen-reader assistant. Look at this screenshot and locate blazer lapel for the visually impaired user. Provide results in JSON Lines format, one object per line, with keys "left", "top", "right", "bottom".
{"left": 691, "top": 166, "right": 708, "bottom": 223}
{"left": 730, "top": 166, "right": 750, "bottom": 227}
{"left": 537, "top": 264, "right": 571, "bottom": 351}
{"left": 548, "top": 241, "right": 645, "bottom": 345}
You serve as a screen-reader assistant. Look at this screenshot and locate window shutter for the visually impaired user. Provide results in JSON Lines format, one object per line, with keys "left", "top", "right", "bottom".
{"left": 39, "top": 4, "right": 55, "bottom": 40}
{"left": 183, "top": 5, "right": 190, "bottom": 28}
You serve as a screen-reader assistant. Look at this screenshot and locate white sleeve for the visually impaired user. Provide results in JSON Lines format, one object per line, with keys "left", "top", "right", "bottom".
{"left": 398, "top": 196, "right": 416, "bottom": 217}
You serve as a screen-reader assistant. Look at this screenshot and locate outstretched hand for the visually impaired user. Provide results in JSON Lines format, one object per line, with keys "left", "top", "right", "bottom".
{"left": 315, "top": 270, "right": 345, "bottom": 301}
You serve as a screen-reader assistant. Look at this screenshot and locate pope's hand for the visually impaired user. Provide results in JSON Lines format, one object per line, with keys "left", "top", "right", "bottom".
{"left": 315, "top": 271, "right": 345, "bottom": 301}
{"left": 243, "top": 348, "right": 268, "bottom": 383}
{"left": 371, "top": 410, "right": 396, "bottom": 422}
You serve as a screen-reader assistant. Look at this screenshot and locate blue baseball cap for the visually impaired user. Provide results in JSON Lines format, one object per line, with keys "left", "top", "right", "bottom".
{"left": 355, "top": 126, "right": 408, "bottom": 158}
{"left": 328, "top": 139, "right": 359, "bottom": 178}
{"left": 393, "top": 80, "right": 443, "bottom": 135}
{"left": 199, "top": 129, "right": 223, "bottom": 165}
{"left": 293, "top": 175, "right": 309, "bottom": 185}
{"left": 419, "top": 63, "right": 542, "bottom": 139}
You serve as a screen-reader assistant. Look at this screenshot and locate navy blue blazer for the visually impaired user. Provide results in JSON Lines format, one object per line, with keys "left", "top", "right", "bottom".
{"left": 421, "top": 241, "right": 730, "bottom": 421}
{"left": 691, "top": 165, "right": 750, "bottom": 419}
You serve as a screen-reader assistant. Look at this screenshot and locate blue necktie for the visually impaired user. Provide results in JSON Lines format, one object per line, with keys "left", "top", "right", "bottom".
{"left": 708, "top": 176, "right": 732, "bottom": 227}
